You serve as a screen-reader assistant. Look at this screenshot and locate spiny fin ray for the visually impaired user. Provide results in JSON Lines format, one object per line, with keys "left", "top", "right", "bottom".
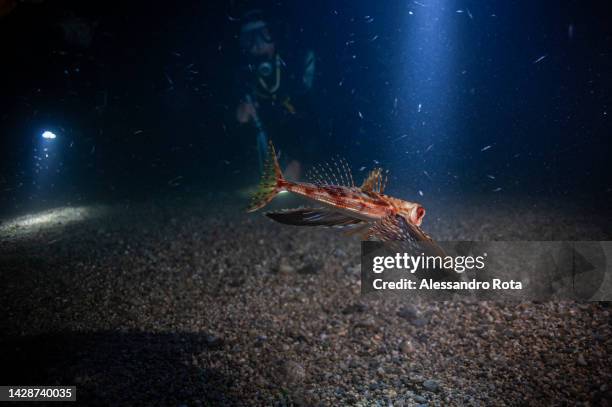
{"left": 360, "top": 168, "right": 388, "bottom": 193}
{"left": 306, "top": 156, "right": 355, "bottom": 187}
{"left": 367, "top": 214, "right": 446, "bottom": 256}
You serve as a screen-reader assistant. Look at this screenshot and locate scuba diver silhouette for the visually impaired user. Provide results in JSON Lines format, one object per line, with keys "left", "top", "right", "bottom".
{"left": 235, "top": 10, "right": 316, "bottom": 176}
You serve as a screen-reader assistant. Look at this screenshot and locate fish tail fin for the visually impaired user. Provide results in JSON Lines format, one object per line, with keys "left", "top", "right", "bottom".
{"left": 247, "top": 140, "right": 285, "bottom": 212}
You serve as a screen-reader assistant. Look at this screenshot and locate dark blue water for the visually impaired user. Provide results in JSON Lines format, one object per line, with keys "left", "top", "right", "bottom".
{"left": 0, "top": 0, "right": 610, "bottom": 217}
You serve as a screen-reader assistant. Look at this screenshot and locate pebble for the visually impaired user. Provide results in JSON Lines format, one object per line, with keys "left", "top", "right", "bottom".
{"left": 353, "top": 317, "right": 377, "bottom": 331}
{"left": 342, "top": 303, "right": 367, "bottom": 314}
{"left": 399, "top": 340, "right": 415, "bottom": 354}
{"left": 409, "top": 375, "right": 424, "bottom": 384}
{"left": 297, "top": 263, "right": 319, "bottom": 274}
{"left": 411, "top": 317, "right": 429, "bottom": 327}
{"left": 422, "top": 379, "right": 440, "bottom": 392}
{"left": 281, "top": 360, "right": 306, "bottom": 383}
{"left": 204, "top": 334, "right": 223, "bottom": 348}
{"left": 397, "top": 305, "right": 419, "bottom": 320}
{"left": 277, "top": 258, "right": 294, "bottom": 273}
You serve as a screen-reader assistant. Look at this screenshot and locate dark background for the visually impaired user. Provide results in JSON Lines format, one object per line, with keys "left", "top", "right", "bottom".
{"left": 1, "top": 0, "right": 611, "bottom": 217}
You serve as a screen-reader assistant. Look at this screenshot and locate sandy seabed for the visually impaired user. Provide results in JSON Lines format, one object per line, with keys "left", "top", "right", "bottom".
{"left": 0, "top": 193, "right": 611, "bottom": 406}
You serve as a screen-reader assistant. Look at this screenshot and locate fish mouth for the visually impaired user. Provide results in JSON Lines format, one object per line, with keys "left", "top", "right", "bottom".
{"left": 410, "top": 206, "right": 426, "bottom": 226}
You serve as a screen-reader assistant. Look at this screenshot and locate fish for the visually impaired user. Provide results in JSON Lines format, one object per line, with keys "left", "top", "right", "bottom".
{"left": 247, "top": 141, "right": 444, "bottom": 253}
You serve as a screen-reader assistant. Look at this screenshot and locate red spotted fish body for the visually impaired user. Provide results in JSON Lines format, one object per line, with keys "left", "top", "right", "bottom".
{"left": 281, "top": 181, "right": 425, "bottom": 225}
{"left": 248, "top": 141, "right": 441, "bottom": 248}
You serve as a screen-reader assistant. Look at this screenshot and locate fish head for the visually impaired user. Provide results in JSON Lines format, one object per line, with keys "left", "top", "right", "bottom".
{"left": 394, "top": 199, "right": 426, "bottom": 226}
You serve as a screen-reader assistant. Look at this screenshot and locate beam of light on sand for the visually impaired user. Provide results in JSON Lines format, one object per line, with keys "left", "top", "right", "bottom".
{"left": 0, "top": 206, "right": 105, "bottom": 239}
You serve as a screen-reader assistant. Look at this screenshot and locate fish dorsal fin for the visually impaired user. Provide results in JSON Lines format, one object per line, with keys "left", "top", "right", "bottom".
{"left": 360, "top": 168, "right": 388, "bottom": 193}
{"left": 306, "top": 157, "right": 355, "bottom": 187}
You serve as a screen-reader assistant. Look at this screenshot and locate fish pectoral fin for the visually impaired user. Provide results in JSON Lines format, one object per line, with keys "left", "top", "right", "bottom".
{"left": 367, "top": 214, "right": 446, "bottom": 256}
{"left": 360, "top": 168, "right": 387, "bottom": 193}
{"left": 368, "top": 214, "right": 430, "bottom": 241}
{"left": 342, "top": 222, "right": 372, "bottom": 237}
{"left": 265, "top": 207, "right": 364, "bottom": 227}
{"left": 367, "top": 214, "right": 415, "bottom": 241}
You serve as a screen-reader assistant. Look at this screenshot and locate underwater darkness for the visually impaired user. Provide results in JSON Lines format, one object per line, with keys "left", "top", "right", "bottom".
{"left": 0, "top": 0, "right": 611, "bottom": 217}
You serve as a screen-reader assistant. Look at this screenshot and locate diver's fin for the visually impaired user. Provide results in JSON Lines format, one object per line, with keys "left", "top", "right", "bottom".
{"left": 247, "top": 140, "right": 284, "bottom": 212}
{"left": 265, "top": 207, "right": 364, "bottom": 227}
{"left": 367, "top": 214, "right": 446, "bottom": 256}
{"left": 360, "top": 168, "right": 387, "bottom": 193}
